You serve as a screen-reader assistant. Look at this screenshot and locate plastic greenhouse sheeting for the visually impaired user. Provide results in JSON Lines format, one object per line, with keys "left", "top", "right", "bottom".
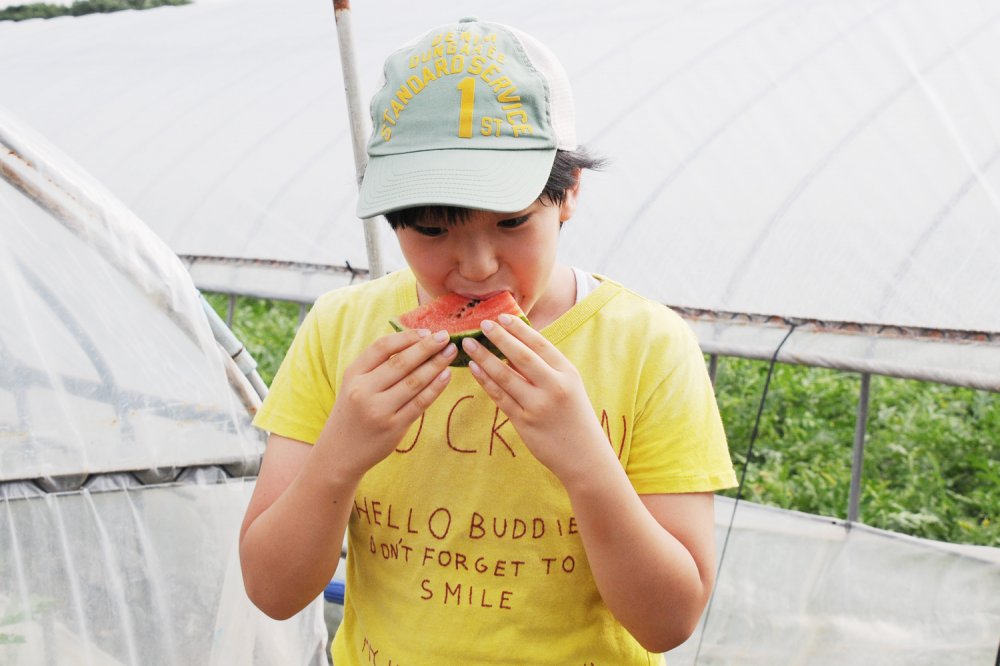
{"left": 0, "top": 109, "right": 326, "bottom": 663}
{"left": 1, "top": 0, "right": 1000, "bottom": 334}
{"left": 671, "top": 498, "right": 1000, "bottom": 666}
{"left": 2, "top": 1, "right": 1000, "bottom": 664}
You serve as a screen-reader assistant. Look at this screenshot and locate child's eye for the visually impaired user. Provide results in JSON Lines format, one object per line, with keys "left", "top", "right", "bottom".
{"left": 413, "top": 224, "right": 446, "bottom": 237}
{"left": 498, "top": 215, "right": 530, "bottom": 229}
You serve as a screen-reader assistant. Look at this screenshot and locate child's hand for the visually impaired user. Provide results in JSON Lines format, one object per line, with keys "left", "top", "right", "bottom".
{"left": 323, "top": 329, "right": 456, "bottom": 476}
{"left": 461, "top": 315, "right": 609, "bottom": 485}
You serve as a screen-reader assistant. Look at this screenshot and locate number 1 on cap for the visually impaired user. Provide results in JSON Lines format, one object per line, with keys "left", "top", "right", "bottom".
{"left": 457, "top": 77, "right": 476, "bottom": 139}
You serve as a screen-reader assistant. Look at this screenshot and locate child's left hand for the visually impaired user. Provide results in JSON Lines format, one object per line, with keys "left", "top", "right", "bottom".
{"left": 461, "top": 314, "right": 611, "bottom": 484}
{"left": 464, "top": 315, "right": 719, "bottom": 651}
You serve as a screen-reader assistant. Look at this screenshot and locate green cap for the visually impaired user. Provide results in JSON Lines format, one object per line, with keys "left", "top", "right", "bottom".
{"left": 357, "top": 18, "right": 577, "bottom": 218}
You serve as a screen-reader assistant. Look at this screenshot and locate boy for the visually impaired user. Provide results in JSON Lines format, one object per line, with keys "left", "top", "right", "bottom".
{"left": 240, "top": 17, "right": 736, "bottom": 664}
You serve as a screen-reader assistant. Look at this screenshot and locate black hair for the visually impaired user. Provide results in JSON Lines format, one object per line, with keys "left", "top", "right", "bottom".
{"left": 383, "top": 147, "right": 607, "bottom": 230}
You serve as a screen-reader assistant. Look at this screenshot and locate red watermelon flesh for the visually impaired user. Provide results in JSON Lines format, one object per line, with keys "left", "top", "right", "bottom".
{"left": 389, "top": 292, "right": 529, "bottom": 366}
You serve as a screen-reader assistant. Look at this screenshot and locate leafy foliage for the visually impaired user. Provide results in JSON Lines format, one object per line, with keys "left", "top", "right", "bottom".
{"left": 203, "top": 292, "right": 999, "bottom": 547}
{"left": 715, "top": 357, "right": 999, "bottom": 547}
{"left": 0, "top": 0, "right": 189, "bottom": 22}
{"left": 203, "top": 293, "right": 306, "bottom": 387}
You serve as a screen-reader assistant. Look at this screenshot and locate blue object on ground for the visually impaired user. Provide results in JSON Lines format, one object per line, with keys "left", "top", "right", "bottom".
{"left": 324, "top": 579, "right": 346, "bottom": 605}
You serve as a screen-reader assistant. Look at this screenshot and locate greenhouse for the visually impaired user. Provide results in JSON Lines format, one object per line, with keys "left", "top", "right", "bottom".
{"left": 1, "top": 0, "right": 998, "bottom": 663}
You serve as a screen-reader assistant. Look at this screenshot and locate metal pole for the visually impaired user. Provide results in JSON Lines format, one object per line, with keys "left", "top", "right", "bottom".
{"left": 848, "top": 373, "right": 871, "bottom": 524}
{"left": 201, "top": 296, "right": 269, "bottom": 401}
{"left": 708, "top": 353, "right": 719, "bottom": 387}
{"left": 333, "top": 0, "right": 385, "bottom": 279}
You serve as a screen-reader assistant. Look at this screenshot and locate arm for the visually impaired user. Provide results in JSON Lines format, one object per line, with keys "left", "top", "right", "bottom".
{"left": 462, "top": 315, "right": 717, "bottom": 652}
{"left": 569, "top": 479, "right": 717, "bottom": 651}
{"left": 239, "top": 329, "right": 456, "bottom": 619}
{"left": 239, "top": 433, "right": 357, "bottom": 620}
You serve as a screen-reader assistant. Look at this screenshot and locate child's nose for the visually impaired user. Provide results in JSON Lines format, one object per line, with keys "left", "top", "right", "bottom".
{"left": 457, "top": 240, "right": 499, "bottom": 282}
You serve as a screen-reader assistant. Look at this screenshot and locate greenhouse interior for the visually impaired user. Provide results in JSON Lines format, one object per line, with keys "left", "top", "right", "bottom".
{"left": 1, "top": 0, "right": 998, "bottom": 664}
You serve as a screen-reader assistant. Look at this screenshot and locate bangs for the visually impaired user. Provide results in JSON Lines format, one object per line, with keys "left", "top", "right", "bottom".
{"left": 385, "top": 205, "right": 474, "bottom": 230}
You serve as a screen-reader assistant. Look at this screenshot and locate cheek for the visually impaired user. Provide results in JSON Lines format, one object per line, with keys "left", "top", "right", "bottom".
{"left": 398, "top": 237, "right": 455, "bottom": 295}
{"left": 409, "top": 253, "right": 448, "bottom": 284}
{"left": 509, "top": 238, "right": 556, "bottom": 285}
{"left": 521, "top": 247, "right": 552, "bottom": 274}
{"left": 399, "top": 237, "right": 439, "bottom": 270}
{"left": 525, "top": 227, "right": 559, "bottom": 263}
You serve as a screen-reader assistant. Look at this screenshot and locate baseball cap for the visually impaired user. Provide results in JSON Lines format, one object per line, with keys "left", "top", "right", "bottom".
{"left": 356, "top": 18, "right": 577, "bottom": 218}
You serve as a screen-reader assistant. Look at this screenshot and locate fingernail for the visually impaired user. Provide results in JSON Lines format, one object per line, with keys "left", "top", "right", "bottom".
{"left": 433, "top": 330, "right": 449, "bottom": 342}
{"left": 481, "top": 320, "right": 494, "bottom": 332}
{"left": 437, "top": 368, "right": 451, "bottom": 382}
{"left": 462, "top": 337, "right": 479, "bottom": 352}
{"left": 416, "top": 329, "right": 431, "bottom": 338}
{"left": 468, "top": 361, "right": 482, "bottom": 376}
{"left": 441, "top": 343, "right": 457, "bottom": 358}
{"left": 498, "top": 313, "right": 513, "bottom": 325}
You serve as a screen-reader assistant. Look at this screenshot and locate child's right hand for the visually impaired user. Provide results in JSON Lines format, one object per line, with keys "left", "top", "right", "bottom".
{"left": 320, "top": 329, "right": 455, "bottom": 477}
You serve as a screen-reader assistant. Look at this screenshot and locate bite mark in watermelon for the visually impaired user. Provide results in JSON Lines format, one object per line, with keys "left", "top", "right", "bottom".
{"left": 389, "top": 292, "right": 530, "bottom": 367}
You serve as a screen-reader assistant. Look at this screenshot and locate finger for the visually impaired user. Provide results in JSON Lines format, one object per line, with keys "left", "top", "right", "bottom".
{"left": 368, "top": 329, "right": 452, "bottom": 390}
{"left": 474, "top": 319, "right": 552, "bottom": 382}
{"left": 461, "top": 334, "right": 530, "bottom": 407}
{"left": 383, "top": 341, "right": 458, "bottom": 411}
{"left": 467, "top": 358, "right": 524, "bottom": 417}
{"left": 492, "top": 314, "right": 569, "bottom": 370}
{"left": 394, "top": 360, "right": 453, "bottom": 424}
{"left": 354, "top": 328, "right": 433, "bottom": 373}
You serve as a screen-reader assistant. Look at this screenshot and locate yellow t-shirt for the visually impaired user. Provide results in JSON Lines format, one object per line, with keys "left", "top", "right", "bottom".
{"left": 254, "top": 269, "right": 736, "bottom": 665}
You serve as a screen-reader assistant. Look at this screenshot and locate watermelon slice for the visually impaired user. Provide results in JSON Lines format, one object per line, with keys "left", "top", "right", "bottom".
{"left": 389, "top": 292, "right": 530, "bottom": 367}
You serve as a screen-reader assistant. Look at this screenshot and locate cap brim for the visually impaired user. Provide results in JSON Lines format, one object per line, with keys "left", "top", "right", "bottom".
{"left": 356, "top": 148, "right": 557, "bottom": 218}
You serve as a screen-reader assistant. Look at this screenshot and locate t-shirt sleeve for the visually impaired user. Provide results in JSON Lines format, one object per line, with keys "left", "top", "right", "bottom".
{"left": 625, "top": 318, "right": 737, "bottom": 495}
{"left": 251, "top": 303, "right": 336, "bottom": 444}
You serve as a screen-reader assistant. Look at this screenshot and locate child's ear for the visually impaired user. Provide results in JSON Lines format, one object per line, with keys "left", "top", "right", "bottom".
{"left": 559, "top": 170, "right": 582, "bottom": 222}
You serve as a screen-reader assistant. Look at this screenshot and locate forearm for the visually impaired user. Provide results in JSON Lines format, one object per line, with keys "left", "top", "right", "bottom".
{"left": 239, "top": 437, "right": 361, "bottom": 620}
{"left": 562, "top": 440, "right": 712, "bottom": 653}
{"left": 240, "top": 329, "right": 455, "bottom": 619}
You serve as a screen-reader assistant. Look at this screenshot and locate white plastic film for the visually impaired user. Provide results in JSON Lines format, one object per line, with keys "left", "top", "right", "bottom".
{"left": 0, "top": 108, "right": 323, "bottom": 663}
{"left": 0, "top": 109, "right": 261, "bottom": 482}
{"left": 669, "top": 498, "right": 1000, "bottom": 665}
{"left": 0, "top": 476, "right": 326, "bottom": 665}
{"left": 1, "top": 0, "right": 998, "bottom": 332}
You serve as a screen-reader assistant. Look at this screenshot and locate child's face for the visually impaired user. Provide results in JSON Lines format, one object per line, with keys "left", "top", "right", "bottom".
{"left": 395, "top": 190, "right": 578, "bottom": 318}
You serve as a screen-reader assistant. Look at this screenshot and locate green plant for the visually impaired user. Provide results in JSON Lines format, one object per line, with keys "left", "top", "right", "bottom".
{"left": 0, "top": 599, "right": 57, "bottom": 646}
{"left": 0, "top": 0, "right": 189, "bottom": 22}
{"left": 713, "top": 357, "right": 999, "bottom": 547}
{"left": 203, "top": 294, "right": 304, "bottom": 387}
